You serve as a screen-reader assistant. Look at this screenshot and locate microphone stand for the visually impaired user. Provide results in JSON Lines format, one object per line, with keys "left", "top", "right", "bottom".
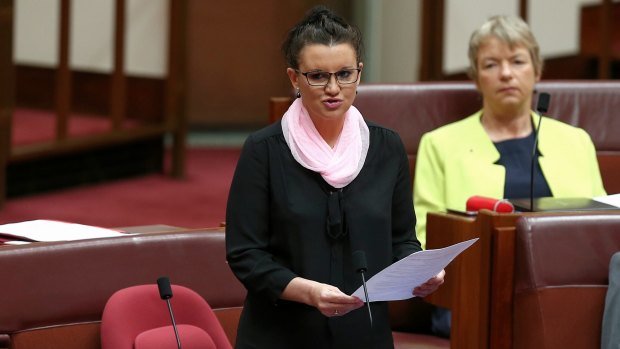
{"left": 352, "top": 250, "right": 375, "bottom": 349}
{"left": 530, "top": 113, "right": 542, "bottom": 212}
{"left": 165, "top": 298, "right": 182, "bottom": 349}
{"left": 352, "top": 251, "right": 373, "bottom": 328}
{"left": 360, "top": 270, "right": 373, "bottom": 328}
{"left": 530, "top": 92, "right": 550, "bottom": 212}
{"left": 157, "top": 276, "right": 183, "bottom": 349}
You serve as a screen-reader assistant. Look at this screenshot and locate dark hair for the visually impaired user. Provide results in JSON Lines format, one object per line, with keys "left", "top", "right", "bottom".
{"left": 281, "top": 5, "right": 364, "bottom": 70}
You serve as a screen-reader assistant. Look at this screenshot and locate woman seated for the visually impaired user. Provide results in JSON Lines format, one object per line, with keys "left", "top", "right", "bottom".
{"left": 413, "top": 15, "right": 607, "bottom": 337}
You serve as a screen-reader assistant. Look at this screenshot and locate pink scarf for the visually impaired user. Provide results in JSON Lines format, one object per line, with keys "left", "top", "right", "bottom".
{"left": 281, "top": 98, "right": 369, "bottom": 188}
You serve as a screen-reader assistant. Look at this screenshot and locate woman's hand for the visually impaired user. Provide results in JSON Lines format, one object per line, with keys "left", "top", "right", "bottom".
{"left": 309, "top": 282, "right": 364, "bottom": 317}
{"left": 413, "top": 269, "right": 445, "bottom": 297}
{"left": 281, "top": 277, "right": 363, "bottom": 317}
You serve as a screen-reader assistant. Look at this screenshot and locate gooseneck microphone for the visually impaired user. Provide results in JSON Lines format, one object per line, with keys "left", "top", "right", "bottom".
{"left": 529, "top": 92, "right": 551, "bottom": 212}
{"left": 157, "top": 276, "right": 183, "bottom": 349}
{"left": 352, "top": 250, "right": 373, "bottom": 328}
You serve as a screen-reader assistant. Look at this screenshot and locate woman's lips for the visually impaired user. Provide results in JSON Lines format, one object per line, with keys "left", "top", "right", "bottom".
{"left": 498, "top": 87, "right": 518, "bottom": 94}
{"left": 323, "top": 99, "right": 343, "bottom": 109}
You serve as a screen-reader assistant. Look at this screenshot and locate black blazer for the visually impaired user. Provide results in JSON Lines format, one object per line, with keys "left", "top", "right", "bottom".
{"left": 226, "top": 120, "right": 421, "bottom": 349}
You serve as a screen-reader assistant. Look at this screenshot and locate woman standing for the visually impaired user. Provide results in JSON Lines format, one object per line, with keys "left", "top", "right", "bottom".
{"left": 226, "top": 6, "right": 444, "bottom": 349}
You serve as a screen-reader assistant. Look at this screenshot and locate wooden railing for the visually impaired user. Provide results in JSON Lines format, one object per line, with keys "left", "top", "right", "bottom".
{"left": 580, "top": 0, "right": 619, "bottom": 78}
{"left": 0, "top": 0, "right": 187, "bottom": 208}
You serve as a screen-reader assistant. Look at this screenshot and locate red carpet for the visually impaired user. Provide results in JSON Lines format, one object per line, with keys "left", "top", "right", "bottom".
{"left": 0, "top": 148, "right": 240, "bottom": 230}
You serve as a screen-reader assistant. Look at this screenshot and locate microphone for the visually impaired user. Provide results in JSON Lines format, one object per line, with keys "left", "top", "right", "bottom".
{"left": 529, "top": 92, "right": 551, "bottom": 211}
{"left": 352, "top": 250, "right": 373, "bottom": 328}
{"left": 466, "top": 195, "right": 514, "bottom": 213}
{"left": 157, "top": 276, "right": 183, "bottom": 349}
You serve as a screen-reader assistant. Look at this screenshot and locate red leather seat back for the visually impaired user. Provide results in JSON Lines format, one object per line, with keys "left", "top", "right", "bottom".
{"left": 534, "top": 81, "right": 620, "bottom": 150}
{"left": 536, "top": 81, "right": 620, "bottom": 193}
{"left": 513, "top": 213, "right": 620, "bottom": 349}
{"left": 101, "top": 284, "right": 232, "bottom": 349}
{"left": 354, "top": 82, "right": 480, "bottom": 180}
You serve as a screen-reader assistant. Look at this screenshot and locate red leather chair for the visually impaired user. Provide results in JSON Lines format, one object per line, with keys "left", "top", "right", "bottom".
{"left": 101, "top": 284, "right": 232, "bottom": 349}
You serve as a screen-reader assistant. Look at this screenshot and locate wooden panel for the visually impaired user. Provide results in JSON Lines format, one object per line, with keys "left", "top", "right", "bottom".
{"left": 110, "top": 0, "right": 126, "bottom": 131}
{"left": 598, "top": 152, "right": 620, "bottom": 194}
{"left": 580, "top": 1, "right": 620, "bottom": 59}
{"left": 489, "top": 226, "right": 517, "bottom": 349}
{"left": 7, "top": 135, "right": 164, "bottom": 198}
{"left": 426, "top": 212, "right": 484, "bottom": 348}
{"left": 426, "top": 210, "right": 521, "bottom": 349}
{"left": 269, "top": 96, "right": 292, "bottom": 124}
{"left": 185, "top": 0, "right": 353, "bottom": 128}
{"left": 15, "top": 65, "right": 165, "bottom": 121}
{"left": 55, "top": 0, "right": 71, "bottom": 140}
{"left": 214, "top": 307, "right": 242, "bottom": 348}
{"left": 419, "top": 0, "right": 444, "bottom": 81}
{"left": 166, "top": 0, "right": 187, "bottom": 178}
{"left": 10, "top": 323, "right": 101, "bottom": 349}
{"left": 540, "top": 55, "right": 597, "bottom": 79}
{"left": 0, "top": 0, "right": 14, "bottom": 209}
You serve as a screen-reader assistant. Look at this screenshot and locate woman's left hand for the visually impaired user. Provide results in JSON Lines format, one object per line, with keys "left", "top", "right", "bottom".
{"left": 412, "top": 269, "right": 445, "bottom": 297}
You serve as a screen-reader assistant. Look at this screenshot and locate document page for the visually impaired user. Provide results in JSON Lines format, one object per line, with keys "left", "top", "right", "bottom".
{"left": 351, "top": 238, "right": 478, "bottom": 302}
{"left": 594, "top": 193, "right": 620, "bottom": 208}
{"left": 0, "top": 219, "right": 129, "bottom": 243}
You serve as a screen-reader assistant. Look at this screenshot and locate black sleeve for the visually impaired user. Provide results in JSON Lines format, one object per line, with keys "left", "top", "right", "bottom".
{"left": 225, "top": 134, "right": 297, "bottom": 304}
{"left": 389, "top": 132, "right": 422, "bottom": 261}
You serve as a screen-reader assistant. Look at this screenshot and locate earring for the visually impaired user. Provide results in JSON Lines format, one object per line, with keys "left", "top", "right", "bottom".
{"left": 355, "top": 90, "right": 358, "bottom": 95}
{"left": 296, "top": 89, "right": 301, "bottom": 98}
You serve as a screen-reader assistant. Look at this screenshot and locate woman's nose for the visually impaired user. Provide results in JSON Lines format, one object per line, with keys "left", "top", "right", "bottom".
{"left": 500, "top": 62, "right": 513, "bottom": 79}
{"left": 325, "top": 75, "right": 340, "bottom": 94}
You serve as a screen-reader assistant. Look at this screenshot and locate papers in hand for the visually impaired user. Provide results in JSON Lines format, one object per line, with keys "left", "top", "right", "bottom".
{"left": 351, "top": 238, "right": 478, "bottom": 302}
{"left": 0, "top": 219, "right": 129, "bottom": 244}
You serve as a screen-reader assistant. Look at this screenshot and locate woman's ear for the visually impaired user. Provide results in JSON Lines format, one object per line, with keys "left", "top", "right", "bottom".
{"left": 356, "top": 62, "right": 364, "bottom": 86}
{"left": 286, "top": 68, "right": 299, "bottom": 90}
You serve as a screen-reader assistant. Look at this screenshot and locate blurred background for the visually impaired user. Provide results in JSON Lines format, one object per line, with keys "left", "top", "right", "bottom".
{"left": 11, "top": 0, "right": 618, "bottom": 130}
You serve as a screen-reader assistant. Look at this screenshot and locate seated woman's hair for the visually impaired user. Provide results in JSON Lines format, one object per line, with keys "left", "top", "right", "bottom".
{"left": 467, "top": 15, "right": 543, "bottom": 80}
{"left": 281, "top": 5, "right": 364, "bottom": 69}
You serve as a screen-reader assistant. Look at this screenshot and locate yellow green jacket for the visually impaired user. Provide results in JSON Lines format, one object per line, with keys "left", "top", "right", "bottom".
{"left": 413, "top": 111, "right": 607, "bottom": 248}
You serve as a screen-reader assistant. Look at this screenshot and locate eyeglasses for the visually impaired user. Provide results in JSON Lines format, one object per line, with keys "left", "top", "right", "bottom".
{"left": 296, "top": 68, "right": 361, "bottom": 86}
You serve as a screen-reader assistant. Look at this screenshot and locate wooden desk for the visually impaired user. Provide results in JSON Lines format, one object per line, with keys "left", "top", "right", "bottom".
{"left": 424, "top": 210, "right": 521, "bottom": 349}
{"left": 580, "top": 2, "right": 620, "bottom": 60}
{"left": 425, "top": 209, "right": 620, "bottom": 349}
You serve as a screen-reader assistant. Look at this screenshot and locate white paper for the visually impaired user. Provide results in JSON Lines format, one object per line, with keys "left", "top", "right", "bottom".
{"left": 593, "top": 194, "right": 620, "bottom": 208}
{"left": 351, "top": 238, "right": 478, "bottom": 302}
{"left": 0, "top": 219, "right": 130, "bottom": 242}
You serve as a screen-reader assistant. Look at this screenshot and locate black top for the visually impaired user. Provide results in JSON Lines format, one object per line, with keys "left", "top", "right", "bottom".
{"left": 494, "top": 131, "right": 552, "bottom": 199}
{"left": 226, "top": 120, "right": 421, "bottom": 349}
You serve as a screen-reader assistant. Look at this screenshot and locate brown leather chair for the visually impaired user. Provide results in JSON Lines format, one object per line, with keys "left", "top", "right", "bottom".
{"left": 513, "top": 213, "right": 620, "bottom": 348}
